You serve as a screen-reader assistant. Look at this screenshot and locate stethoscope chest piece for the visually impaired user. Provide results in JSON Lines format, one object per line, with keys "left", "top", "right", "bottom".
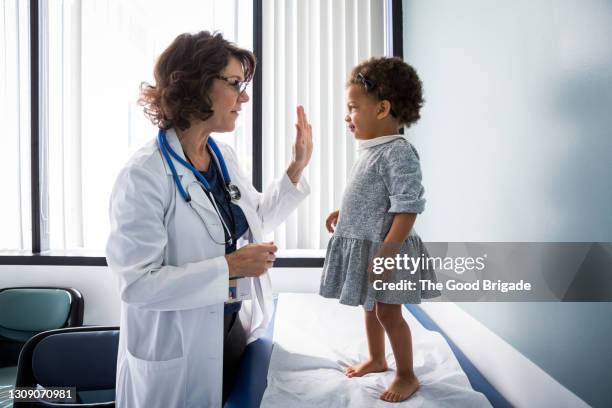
{"left": 157, "top": 128, "right": 243, "bottom": 246}
{"left": 228, "top": 184, "right": 241, "bottom": 201}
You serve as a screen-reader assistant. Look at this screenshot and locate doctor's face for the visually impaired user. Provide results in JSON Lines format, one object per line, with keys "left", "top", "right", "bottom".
{"left": 208, "top": 57, "right": 250, "bottom": 133}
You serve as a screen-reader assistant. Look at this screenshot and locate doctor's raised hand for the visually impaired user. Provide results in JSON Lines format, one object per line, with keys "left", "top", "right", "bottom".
{"left": 226, "top": 105, "right": 312, "bottom": 278}
{"left": 105, "top": 31, "right": 310, "bottom": 408}
{"left": 287, "top": 105, "right": 314, "bottom": 184}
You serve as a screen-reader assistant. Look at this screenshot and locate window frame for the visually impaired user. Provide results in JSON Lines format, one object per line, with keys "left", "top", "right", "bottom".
{"left": 0, "top": 0, "right": 403, "bottom": 268}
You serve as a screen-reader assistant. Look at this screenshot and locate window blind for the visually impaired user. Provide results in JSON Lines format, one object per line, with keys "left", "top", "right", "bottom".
{"left": 262, "top": 0, "right": 385, "bottom": 250}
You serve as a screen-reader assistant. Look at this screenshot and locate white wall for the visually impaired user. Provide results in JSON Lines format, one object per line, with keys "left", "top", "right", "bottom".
{"left": 0, "top": 265, "right": 120, "bottom": 326}
{"left": 0, "top": 265, "right": 322, "bottom": 326}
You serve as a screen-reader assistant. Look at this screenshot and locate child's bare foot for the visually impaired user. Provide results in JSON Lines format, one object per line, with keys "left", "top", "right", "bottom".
{"left": 380, "top": 374, "right": 420, "bottom": 402}
{"left": 344, "top": 358, "right": 388, "bottom": 378}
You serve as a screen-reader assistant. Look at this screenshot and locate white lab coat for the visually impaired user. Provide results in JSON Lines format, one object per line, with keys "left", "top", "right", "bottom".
{"left": 105, "top": 129, "right": 309, "bottom": 407}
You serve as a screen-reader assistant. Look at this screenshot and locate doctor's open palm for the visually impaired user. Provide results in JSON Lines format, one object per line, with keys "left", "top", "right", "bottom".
{"left": 292, "top": 106, "right": 313, "bottom": 168}
{"left": 225, "top": 242, "right": 278, "bottom": 277}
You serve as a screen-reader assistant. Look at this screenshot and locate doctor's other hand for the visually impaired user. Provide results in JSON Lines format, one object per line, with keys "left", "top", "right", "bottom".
{"left": 325, "top": 210, "right": 340, "bottom": 233}
{"left": 287, "top": 105, "right": 313, "bottom": 184}
{"left": 225, "top": 242, "right": 277, "bottom": 278}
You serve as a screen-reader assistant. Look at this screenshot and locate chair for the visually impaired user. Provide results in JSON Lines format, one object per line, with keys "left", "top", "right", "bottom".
{"left": 14, "top": 326, "right": 119, "bottom": 407}
{"left": 0, "top": 287, "right": 84, "bottom": 367}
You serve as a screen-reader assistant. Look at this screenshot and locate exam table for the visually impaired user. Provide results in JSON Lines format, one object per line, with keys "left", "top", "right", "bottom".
{"left": 226, "top": 293, "right": 511, "bottom": 408}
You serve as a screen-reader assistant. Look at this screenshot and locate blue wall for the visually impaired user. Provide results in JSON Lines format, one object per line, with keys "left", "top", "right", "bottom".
{"left": 457, "top": 302, "right": 612, "bottom": 407}
{"left": 402, "top": 0, "right": 612, "bottom": 406}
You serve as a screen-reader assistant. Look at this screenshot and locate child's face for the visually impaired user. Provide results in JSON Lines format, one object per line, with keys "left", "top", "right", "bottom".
{"left": 345, "top": 85, "right": 382, "bottom": 139}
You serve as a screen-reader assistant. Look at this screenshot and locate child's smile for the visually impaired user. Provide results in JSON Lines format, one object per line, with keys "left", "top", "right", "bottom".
{"left": 345, "top": 84, "right": 399, "bottom": 140}
{"left": 345, "top": 84, "right": 380, "bottom": 139}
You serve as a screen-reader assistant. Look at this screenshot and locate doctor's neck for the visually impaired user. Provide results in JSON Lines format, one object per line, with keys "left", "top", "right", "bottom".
{"left": 176, "top": 122, "right": 213, "bottom": 171}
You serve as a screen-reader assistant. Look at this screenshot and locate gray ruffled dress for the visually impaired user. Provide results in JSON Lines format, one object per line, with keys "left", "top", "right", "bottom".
{"left": 319, "top": 135, "right": 440, "bottom": 311}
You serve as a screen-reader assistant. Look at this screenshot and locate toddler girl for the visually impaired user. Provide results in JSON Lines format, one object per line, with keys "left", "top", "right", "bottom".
{"left": 319, "top": 57, "right": 440, "bottom": 403}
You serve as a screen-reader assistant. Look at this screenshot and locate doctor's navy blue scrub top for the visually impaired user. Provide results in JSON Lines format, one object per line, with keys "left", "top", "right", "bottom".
{"left": 200, "top": 157, "right": 249, "bottom": 316}
{"left": 200, "top": 157, "right": 249, "bottom": 254}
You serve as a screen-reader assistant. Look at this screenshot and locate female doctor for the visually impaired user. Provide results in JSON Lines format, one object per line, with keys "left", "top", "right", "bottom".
{"left": 105, "top": 31, "right": 312, "bottom": 407}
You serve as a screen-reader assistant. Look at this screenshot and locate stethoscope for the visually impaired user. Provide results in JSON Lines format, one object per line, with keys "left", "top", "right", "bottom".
{"left": 157, "top": 128, "right": 242, "bottom": 246}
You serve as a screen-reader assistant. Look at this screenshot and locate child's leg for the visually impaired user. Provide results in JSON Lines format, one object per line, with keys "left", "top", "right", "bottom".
{"left": 375, "top": 302, "right": 419, "bottom": 402}
{"left": 344, "top": 305, "right": 388, "bottom": 377}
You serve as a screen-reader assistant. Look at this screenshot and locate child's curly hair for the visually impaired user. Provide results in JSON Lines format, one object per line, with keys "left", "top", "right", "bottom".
{"left": 347, "top": 57, "right": 424, "bottom": 128}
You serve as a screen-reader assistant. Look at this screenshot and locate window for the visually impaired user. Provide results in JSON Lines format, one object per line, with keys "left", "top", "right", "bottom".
{"left": 1, "top": 0, "right": 399, "bottom": 260}
{"left": 262, "top": 0, "right": 387, "bottom": 250}
{"left": 43, "top": 0, "right": 253, "bottom": 251}
{"left": 0, "top": 0, "right": 31, "bottom": 251}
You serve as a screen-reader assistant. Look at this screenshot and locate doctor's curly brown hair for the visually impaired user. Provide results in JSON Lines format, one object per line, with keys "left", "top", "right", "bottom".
{"left": 347, "top": 57, "right": 424, "bottom": 128}
{"left": 139, "top": 31, "right": 256, "bottom": 131}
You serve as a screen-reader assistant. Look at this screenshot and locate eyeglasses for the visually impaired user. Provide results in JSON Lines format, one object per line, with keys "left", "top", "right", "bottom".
{"left": 356, "top": 72, "right": 397, "bottom": 118}
{"left": 216, "top": 74, "right": 249, "bottom": 95}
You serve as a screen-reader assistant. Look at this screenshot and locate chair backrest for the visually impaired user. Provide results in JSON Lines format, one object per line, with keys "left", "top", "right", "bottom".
{"left": 0, "top": 287, "right": 84, "bottom": 343}
{"left": 0, "top": 287, "right": 84, "bottom": 368}
{"left": 15, "top": 326, "right": 119, "bottom": 408}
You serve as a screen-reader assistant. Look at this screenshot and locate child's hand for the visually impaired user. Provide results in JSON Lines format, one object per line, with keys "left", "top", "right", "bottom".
{"left": 325, "top": 210, "right": 340, "bottom": 233}
{"left": 368, "top": 243, "right": 403, "bottom": 284}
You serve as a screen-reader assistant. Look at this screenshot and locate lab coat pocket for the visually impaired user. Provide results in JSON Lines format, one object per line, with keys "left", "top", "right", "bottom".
{"left": 125, "top": 350, "right": 187, "bottom": 408}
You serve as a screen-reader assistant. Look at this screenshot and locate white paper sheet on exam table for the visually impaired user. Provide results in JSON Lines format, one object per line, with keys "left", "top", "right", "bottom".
{"left": 261, "top": 293, "right": 492, "bottom": 408}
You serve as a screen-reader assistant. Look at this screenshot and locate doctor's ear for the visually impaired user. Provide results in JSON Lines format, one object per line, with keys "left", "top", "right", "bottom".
{"left": 376, "top": 100, "right": 393, "bottom": 120}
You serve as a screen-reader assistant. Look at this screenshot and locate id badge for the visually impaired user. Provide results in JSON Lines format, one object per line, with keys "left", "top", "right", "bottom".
{"left": 227, "top": 277, "right": 252, "bottom": 303}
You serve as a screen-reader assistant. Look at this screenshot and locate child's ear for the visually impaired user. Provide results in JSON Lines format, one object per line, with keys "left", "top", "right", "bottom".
{"left": 376, "top": 100, "right": 393, "bottom": 120}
